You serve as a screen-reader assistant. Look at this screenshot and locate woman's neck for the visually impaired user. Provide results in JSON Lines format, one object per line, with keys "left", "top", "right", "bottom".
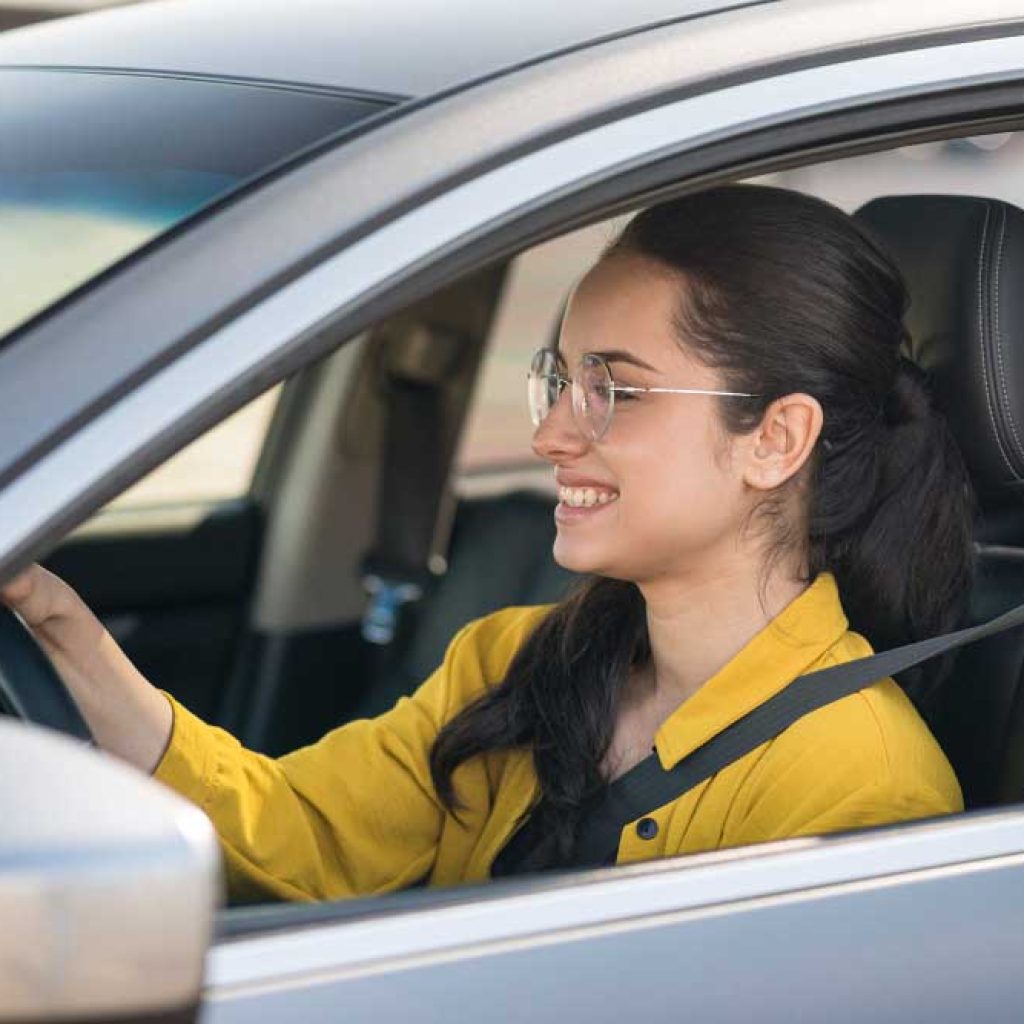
{"left": 637, "top": 558, "right": 810, "bottom": 709}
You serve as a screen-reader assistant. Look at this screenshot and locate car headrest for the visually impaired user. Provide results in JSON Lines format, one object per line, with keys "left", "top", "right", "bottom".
{"left": 854, "top": 195, "right": 1024, "bottom": 522}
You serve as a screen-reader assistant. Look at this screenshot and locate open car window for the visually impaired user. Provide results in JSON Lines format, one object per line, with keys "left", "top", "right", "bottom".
{"left": 146, "top": 128, "right": 1000, "bottom": 921}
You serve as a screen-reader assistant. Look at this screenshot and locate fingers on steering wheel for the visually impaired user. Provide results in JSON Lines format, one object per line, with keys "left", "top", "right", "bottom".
{"left": 1, "top": 567, "right": 35, "bottom": 605}
{"left": 1, "top": 565, "right": 63, "bottom": 628}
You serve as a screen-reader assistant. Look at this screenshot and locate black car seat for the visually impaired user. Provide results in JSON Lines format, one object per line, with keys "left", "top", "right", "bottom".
{"left": 856, "top": 194, "right": 1024, "bottom": 809}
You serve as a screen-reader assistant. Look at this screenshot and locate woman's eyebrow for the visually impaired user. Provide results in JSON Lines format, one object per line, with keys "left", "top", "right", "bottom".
{"left": 554, "top": 346, "right": 660, "bottom": 374}
{"left": 592, "top": 349, "right": 659, "bottom": 373}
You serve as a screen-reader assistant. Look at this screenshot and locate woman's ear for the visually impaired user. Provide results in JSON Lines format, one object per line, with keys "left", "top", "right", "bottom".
{"left": 741, "top": 393, "right": 824, "bottom": 491}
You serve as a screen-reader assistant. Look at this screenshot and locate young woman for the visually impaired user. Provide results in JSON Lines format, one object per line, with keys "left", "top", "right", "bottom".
{"left": 0, "top": 185, "right": 974, "bottom": 903}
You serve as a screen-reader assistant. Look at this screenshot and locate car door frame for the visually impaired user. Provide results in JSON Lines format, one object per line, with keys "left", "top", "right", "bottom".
{"left": 204, "top": 810, "right": 1024, "bottom": 1022}
{"left": 6, "top": 3, "right": 1024, "bottom": 1017}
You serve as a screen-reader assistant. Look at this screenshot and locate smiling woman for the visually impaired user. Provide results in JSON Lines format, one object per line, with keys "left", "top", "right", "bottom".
{"left": 0, "top": 182, "right": 975, "bottom": 901}
{"left": 436, "top": 184, "right": 976, "bottom": 875}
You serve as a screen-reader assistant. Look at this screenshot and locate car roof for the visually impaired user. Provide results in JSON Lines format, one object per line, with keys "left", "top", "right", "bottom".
{"left": 0, "top": 0, "right": 769, "bottom": 100}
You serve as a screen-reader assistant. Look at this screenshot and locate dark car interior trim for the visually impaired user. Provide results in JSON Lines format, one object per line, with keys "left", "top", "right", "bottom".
{"left": 43, "top": 499, "right": 264, "bottom": 723}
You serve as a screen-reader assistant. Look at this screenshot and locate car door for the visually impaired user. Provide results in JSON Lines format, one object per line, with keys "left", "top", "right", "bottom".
{"left": 6, "top": 3, "right": 1024, "bottom": 1021}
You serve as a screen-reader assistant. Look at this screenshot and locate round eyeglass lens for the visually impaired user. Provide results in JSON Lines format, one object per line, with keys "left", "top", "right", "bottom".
{"left": 573, "top": 353, "right": 614, "bottom": 440}
{"left": 527, "top": 348, "right": 562, "bottom": 426}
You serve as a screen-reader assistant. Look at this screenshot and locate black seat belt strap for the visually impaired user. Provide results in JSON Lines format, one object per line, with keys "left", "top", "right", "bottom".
{"left": 361, "top": 377, "right": 448, "bottom": 643}
{"left": 360, "top": 324, "right": 462, "bottom": 645}
{"left": 568, "top": 595, "right": 1024, "bottom": 869}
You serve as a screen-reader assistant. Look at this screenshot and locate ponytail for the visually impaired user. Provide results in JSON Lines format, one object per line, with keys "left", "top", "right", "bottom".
{"left": 809, "top": 358, "right": 976, "bottom": 707}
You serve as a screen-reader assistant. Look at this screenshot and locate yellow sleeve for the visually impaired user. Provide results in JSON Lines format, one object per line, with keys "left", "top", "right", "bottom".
{"left": 153, "top": 619, "right": 489, "bottom": 904}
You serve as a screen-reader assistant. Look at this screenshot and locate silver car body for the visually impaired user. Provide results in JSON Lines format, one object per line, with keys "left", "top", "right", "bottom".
{"left": 3, "top": 1, "right": 1024, "bottom": 1020}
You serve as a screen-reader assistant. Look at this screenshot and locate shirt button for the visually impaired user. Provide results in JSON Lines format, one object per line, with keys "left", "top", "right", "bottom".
{"left": 636, "top": 817, "right": 659, "bottom": 840}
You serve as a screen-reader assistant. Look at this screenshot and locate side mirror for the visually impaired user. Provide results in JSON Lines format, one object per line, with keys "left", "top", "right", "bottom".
{"left": 0, "top": 720, "right": 220, "bottom": 1023}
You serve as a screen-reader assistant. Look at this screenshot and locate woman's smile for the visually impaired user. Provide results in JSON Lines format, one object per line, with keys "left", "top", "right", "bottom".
{"left": 555, "top": 490, "right": 619, "bottom": 523}
{"left": 554, "top": 470, "right": 620, "bottom": 523}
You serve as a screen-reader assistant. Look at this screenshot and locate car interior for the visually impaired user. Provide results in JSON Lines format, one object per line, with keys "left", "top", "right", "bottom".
{"left": 28, "top": 130, "right": 1024, "bottom": 910}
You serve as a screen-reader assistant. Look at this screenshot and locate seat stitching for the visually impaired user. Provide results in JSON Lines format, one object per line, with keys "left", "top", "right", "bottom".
{"left": 977, "top": 202, "right": 1017, "bottom": 478}
{"left": 993, "top": 205, "right": 1024, "bottom": 478}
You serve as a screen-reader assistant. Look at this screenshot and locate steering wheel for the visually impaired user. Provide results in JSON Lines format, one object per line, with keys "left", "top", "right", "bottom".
{"left": 0, "top": 606, "right": 94, "bottom": 742}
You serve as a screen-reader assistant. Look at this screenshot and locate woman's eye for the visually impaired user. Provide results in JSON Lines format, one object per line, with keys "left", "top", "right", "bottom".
{"left": 614, "top": 388, "right": 639, "bottom": 402}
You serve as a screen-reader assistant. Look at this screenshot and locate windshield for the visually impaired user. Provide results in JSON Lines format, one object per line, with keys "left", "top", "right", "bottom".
{"left": 0, "top": 69, "right": 387, "bottom": 338}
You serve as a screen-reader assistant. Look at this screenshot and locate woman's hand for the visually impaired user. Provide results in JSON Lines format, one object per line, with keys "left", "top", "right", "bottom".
{"left": 0, "top": 564, "right": 173, "bottom": 772}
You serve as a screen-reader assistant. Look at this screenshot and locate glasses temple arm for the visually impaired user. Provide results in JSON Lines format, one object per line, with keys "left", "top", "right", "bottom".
{"left": 612, "top": 385, "right": 762, "bottom": 398}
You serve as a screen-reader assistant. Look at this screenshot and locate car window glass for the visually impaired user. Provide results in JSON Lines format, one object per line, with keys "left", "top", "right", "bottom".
{"left": 0, "top": 70, "right": 386, "bottom": 338}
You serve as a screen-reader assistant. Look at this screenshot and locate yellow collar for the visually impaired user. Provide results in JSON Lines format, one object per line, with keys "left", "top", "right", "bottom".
{"left": 653, "top": 573, "right": 850, "bottom": 769}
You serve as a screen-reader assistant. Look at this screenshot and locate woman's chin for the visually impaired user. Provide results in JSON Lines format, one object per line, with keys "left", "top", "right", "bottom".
{"left": 552, "top": 537, "right": 610, "bottom": 576}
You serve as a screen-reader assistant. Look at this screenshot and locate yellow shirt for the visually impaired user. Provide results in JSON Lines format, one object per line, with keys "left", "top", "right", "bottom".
{"left": 153, "top": 572, "right": 962, "bottom": 903}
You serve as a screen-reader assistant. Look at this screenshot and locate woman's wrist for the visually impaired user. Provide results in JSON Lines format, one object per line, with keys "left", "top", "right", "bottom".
{"left": 67, "top": 628, "right": 174, "bottom": 772}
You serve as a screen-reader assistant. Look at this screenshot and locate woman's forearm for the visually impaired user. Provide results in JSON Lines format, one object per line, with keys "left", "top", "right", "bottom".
{"left": 0, "top": 564, "right": 172, "bottom": 772}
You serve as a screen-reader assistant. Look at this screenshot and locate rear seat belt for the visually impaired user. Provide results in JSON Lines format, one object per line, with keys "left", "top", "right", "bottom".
{"left": 360, "top": 322, "right": 462, "bottom": 645}
{"left": 493, "top": 594, "right": 1024, "bottom": 875}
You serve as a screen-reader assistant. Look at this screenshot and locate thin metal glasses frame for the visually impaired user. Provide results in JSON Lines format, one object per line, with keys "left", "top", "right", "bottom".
{"left": 544, "top": 374, "right": 761, "bottom": 399}
{"left": 528, "top": 348, "right": 761, "bottom": 440}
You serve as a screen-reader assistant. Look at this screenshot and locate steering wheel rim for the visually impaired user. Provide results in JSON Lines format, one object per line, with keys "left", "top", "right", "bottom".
{"left": 0, "top": 606, "right": 94, "bottom": 743}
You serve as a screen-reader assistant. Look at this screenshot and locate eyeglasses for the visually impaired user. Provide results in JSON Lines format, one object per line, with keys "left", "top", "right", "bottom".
{"left": 527, "top": 348, "right": 761, "bottom": 441}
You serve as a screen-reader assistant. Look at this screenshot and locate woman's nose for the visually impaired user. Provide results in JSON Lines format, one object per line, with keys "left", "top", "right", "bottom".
{"left": 531, "top": 386, "right": 589, "bottom": 462}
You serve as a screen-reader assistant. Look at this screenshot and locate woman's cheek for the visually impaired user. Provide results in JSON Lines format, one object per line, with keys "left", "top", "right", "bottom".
{"left": 632, "top": 465, "right": 735, "bottom": 560}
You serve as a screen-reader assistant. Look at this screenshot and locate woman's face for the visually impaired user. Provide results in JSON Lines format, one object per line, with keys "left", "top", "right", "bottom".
{"left": 532, "top": 253, "right": 758, "bottom": 585}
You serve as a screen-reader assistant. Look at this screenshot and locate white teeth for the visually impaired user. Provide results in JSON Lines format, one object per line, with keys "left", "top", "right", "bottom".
{"left": 558, "top": 486, "right": 619, "bottom": 508}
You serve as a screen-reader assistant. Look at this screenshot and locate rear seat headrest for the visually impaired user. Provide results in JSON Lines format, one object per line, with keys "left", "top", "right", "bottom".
{"left": 855, "top": 195, "right": 1024, "bottom": 512}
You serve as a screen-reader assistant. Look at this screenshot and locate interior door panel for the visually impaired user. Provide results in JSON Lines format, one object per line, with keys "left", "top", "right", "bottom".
{"left": 43, "top": 498, "right": 262, "bottom": 723}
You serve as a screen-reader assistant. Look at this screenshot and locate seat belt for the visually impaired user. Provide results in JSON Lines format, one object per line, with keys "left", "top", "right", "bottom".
{"left": 494, "top": 593, "right": 1024, "bottom": 875}
{"left": 360, "top": 323, "right": 462, "bottom": 645}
